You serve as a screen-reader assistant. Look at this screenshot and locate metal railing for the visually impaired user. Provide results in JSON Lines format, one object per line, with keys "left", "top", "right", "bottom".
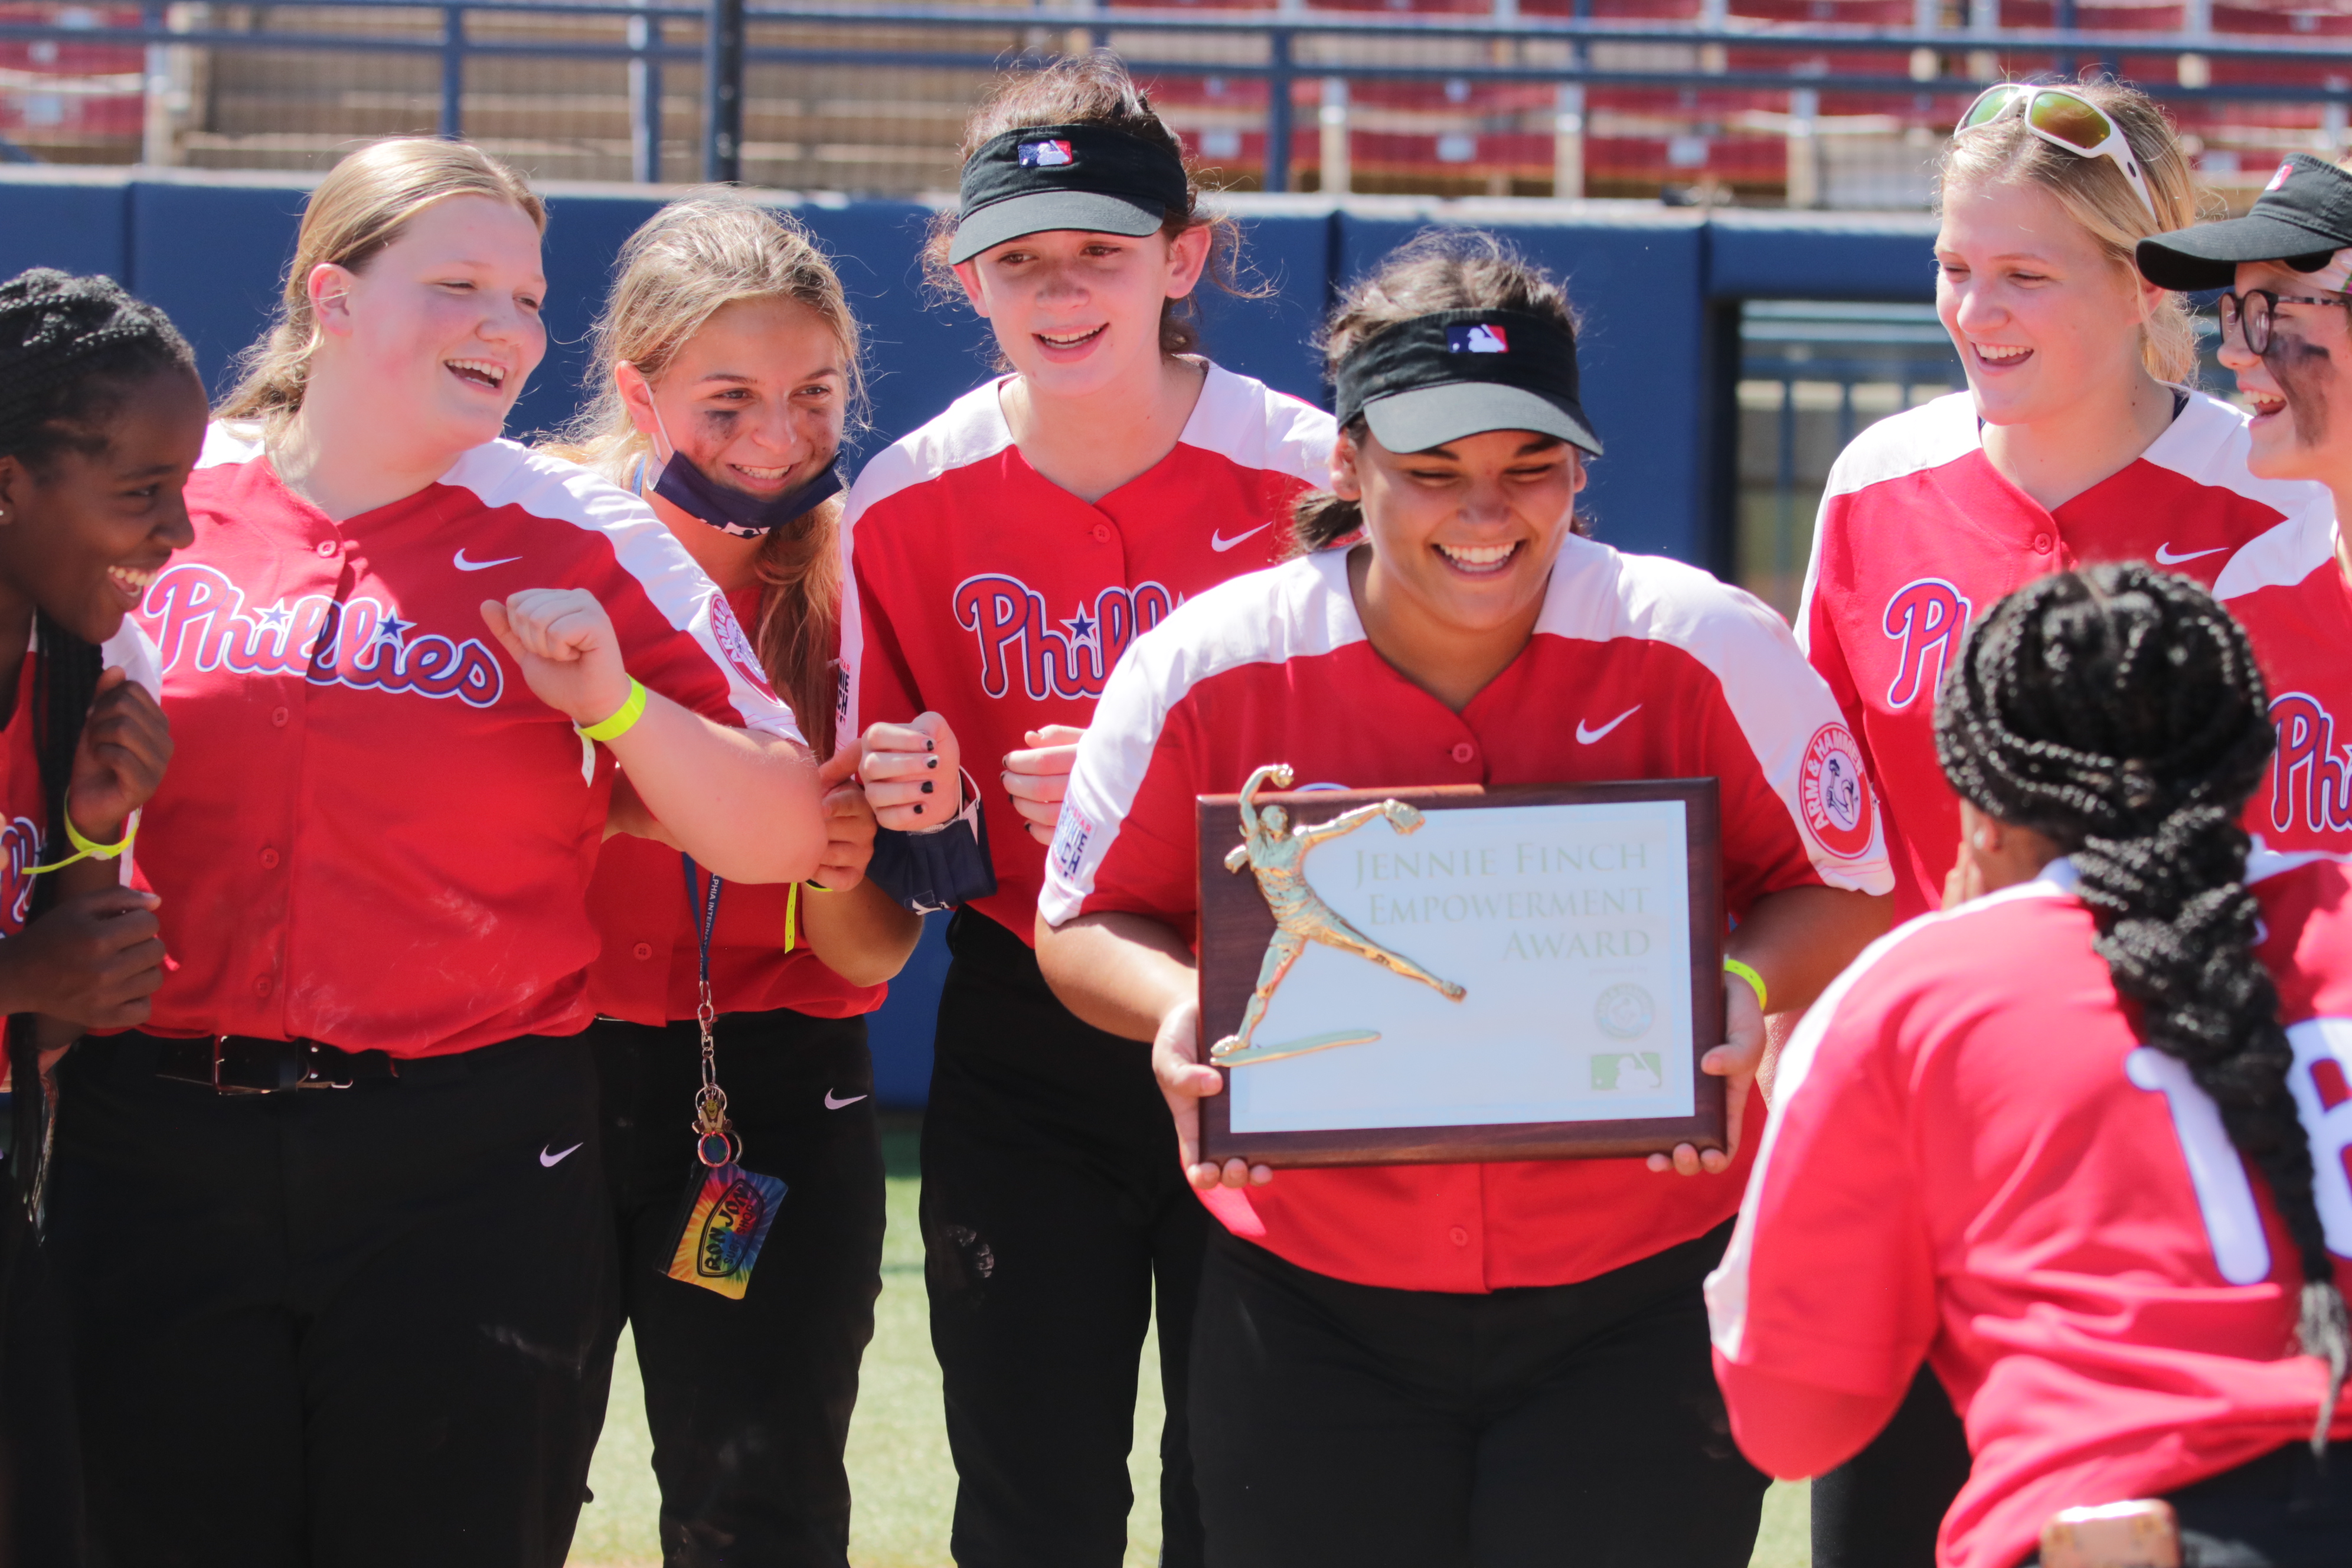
{"left": 5, "top": 0, "right": 2352, "bottom": 187}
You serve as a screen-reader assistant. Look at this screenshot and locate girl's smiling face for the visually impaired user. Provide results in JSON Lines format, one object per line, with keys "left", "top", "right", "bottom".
{"left": 952, "top": 225, "right": 1210, "bottom": 401}
{"left": 1340, "top": 423, "right": 1586, "bottom": 642}
{"left": 2217, "top": 257, "right": 2352, "bottom": 485}
{"left": 622, "top": 294, "right": 847, "bottom": 501}
{"left": 309, "top": 192, "right": 548, "bottom": 459}
{"left": 1936, "top": 177, "right": 2164, "bottom": 429}
{"left": 0, "top": 365, "right": 206, "bottom": 645}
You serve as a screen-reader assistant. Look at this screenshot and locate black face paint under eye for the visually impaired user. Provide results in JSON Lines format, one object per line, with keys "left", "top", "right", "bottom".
{"left": 2263, "top": 326, "right": 2336, "bottom": 449}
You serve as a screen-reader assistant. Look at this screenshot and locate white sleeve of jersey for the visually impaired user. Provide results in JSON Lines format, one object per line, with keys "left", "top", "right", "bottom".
{"left": 1037, "top": 627, "right": 1167, "bottom": 929}
{"left": 445, "top": 442, "right": 803, "bottom": 745}
{"left": 97, "top": 618, "right": 166, "bottom": 888}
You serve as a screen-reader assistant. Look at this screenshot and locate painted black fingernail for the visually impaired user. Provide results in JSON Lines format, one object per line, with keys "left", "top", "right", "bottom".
{"left": 927, "top": 757, "right": 939, "bottom": 769}
{"left": 921, "top": 781, "right": 935, "bottom": 794}
{"left": 913, "top": 803, "right": 925, "bottom": 815}
{"left": 925, "top": 740, "right": 935, "bottom": 752}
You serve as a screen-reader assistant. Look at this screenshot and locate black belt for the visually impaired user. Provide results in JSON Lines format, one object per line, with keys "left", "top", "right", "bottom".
{"left": 155, "top": 1035, "right": 402, "bottom": 1094}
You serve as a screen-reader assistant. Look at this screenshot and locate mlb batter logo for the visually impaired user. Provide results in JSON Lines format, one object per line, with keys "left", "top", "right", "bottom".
{"left": 2267, "top": 161, "right": 2297, "bottom": 193}
{"left": 1448, "top": 323, "right": 1510, "bottom": 354}
{"left": 1798, "top": 723, "right": 1876, "bottom": 860}
{"left": 1019, "top": 139, "right": 1076, "bottom": 168}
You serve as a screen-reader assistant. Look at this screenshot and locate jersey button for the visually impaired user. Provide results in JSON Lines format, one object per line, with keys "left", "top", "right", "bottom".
{"left": 259, "top": 847, "right": 280, "bottom": 870}
{"left": 1449, "top": 1226, "right": 1469, "bottom": 1247}
{"left": 314, "top": 540, "right": 338, "bottom": 558}
{"left": 633, "top": 942, "right": 654, "bottom": 961}
{"left": 1090, "top": 524, "right": 1112, "bottom": 543}
{"left": 270, "top": 705, "right": 290, "bottom": 727}
{"left": 251, "top": 975, "right": 272, "bottom": 998}
{"left": 1450, "top": 741, "right": 1475, "bottom": 764}
{"left": 2031, "top": 532, "right": 2054, "bottom": 554}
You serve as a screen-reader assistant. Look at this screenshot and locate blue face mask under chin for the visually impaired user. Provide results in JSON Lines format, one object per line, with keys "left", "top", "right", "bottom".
{"left": 650, "top": 447, "right": 844, "bottom": 540}
{"left": 642, "top": 401, "right": 844, "bottom": 539}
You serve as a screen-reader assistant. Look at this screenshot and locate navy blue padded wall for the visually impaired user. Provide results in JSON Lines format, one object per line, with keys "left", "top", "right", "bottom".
{"left": 1335, "top": 209, "right": 1711, "bottom": 565}
{"left": 1194, "top": 210, "right": 1334, "bottom": 407}
{"left": 790, "top": 199, "right": 996, "bottom": 458}
{"left": 1706, "top": 210, "right": 1939, "bottom": 303}
{"left": 128, "top": 179, "right": 309, "bottom": 401}
{"left": 0, "top": 175, "right": 129, "bottom": 289}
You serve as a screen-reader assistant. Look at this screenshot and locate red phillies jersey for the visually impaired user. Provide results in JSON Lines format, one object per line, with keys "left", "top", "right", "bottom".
{"left": 589, "top": 585, "right": 882, "bottom": 1025}
{"left": 840, "top": 363, "right": 1334, "bottom": 941}
{"left": 1041, "top": 543, "right": 1893, "bottom": 1293}
{"left": 2215, "top": 513, "right": 2352, "bottom": 855}
{"left": 134, "top": 427, "right": 804, "bottom": 1058}
{"left": 1709, "top": 854, "right": 2352, "bottom": 1568}
{"left": 1800, "top": 389, "right": 2327, "bottom": 920}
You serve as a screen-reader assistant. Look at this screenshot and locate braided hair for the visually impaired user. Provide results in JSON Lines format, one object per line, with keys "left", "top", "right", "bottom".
{"left": 0, "top": 267, "right": 194, "bottom": 919}
{"left": 0, "top": 267, "right": 195, "bottom": 1216}
{"left": 1933, "top": 563, "right": 2348, "bottom": 1451}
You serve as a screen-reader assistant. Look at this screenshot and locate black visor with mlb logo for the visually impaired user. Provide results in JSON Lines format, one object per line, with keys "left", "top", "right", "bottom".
{"left": 2135, "top": 153, "right": 2352, "bottom": 292}
{"left": 1334, "top": 308, "right": 1603, "bottom": 457}
{"left": 947, "top": 122, "right": 1191, "bottom": 264}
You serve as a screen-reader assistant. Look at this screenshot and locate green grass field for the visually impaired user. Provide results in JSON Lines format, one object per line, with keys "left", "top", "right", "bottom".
{"left": 568, "top": 1117, "right": 1811, "bottom": 1568}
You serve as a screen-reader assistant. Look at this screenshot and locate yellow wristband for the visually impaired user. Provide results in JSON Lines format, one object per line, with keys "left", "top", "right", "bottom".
{"left": 26, "top": 807, "right": 136, "bottom": 875}
{"left": 1724, "top": 957, "right": 1768, "bottom": 1014}
{"left": 577, "top": 678, "right": 648, "bottom": 743}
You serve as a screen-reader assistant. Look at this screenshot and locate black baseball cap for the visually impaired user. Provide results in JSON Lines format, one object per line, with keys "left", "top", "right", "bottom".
{"left": 1334, "top": 308, "right": 1603, "bottom": 458}
{"left": 946, "top": 123, "right": 1190, "bottom": 265}
{"left": 2136, "top": 154, "right": 2352, "bottom": 292}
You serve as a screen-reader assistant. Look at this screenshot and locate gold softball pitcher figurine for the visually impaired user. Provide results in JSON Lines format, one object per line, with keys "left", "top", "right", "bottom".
{"left": 1211, "top": 764, "right": 1468, "bottom": 1069}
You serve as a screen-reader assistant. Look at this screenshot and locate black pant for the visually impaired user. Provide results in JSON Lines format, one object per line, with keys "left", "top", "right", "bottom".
{"left": 1189, "top": 1221, "right": 1769, "bottom": 1568}
{"left": 587, "top": 1010, "right": 886, "bottom": 1568}
{"left": 921, "top": 909, "right": 1206, "bottom": 1568}
{"left": 48, "top": 1033, "right": 617, "bottom": 1568}
{"left": 2018, "top": 1443, "right": 2352, "bottom": 1566}
{"left": 1811, "top": 1365, "right": 1973, "bottom": 1568}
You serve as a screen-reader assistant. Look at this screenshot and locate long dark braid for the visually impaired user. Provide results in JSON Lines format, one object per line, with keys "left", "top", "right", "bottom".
{"left": 0, "top": 267, "right": 195, "bottom": 1217}
{"left": 1933, "top": 563, "right": 2348, "bottom": 1451}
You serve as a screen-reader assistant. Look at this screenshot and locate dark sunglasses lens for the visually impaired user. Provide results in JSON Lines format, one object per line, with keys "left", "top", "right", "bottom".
{"left": 1960, "top": 86, "right": 2021, "bottom": 130}
{"left": 2027, "top": 92, "right": 2112, "bottom": 152}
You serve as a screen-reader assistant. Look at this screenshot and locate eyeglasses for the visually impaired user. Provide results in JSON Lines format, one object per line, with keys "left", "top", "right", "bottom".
{"left": 1956, "top": 84, "right": 2158, "bottom": 224}
{"left": 2218, "top": 289, "right": 2352, "bottom": 356}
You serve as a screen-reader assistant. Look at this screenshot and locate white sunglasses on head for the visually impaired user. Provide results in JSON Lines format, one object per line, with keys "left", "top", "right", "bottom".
{"left": 1956, "top": 84, "right": 2160, "bottom": 225}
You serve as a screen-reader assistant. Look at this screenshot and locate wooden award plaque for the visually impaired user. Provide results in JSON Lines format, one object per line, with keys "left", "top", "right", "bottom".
{"left": 1195, "top": 770, "right": 1725, "bottom": 1168}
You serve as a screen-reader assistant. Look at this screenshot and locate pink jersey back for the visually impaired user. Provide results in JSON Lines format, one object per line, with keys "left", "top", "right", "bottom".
{"left": 1800, "top": 390, "right": 2327, "bottom": 919}
{"left": 839, "top": 364, "right": 1334, "bottom": 941}
{"left": 1710, "top": 853, "right": 2352, "bottom": 1568}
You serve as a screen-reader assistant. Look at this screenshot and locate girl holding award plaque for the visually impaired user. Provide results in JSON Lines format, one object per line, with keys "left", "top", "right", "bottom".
{"left": 1034, "top": 230, "right": 1893, "bottom": 1566}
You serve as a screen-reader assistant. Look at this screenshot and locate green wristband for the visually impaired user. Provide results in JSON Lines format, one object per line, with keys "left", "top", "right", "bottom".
{"left": 1724, "top": 957, "right": 1769, "bottom": 1014}
{"left": 577, "top": 678, "right": 648, "bottom": 743}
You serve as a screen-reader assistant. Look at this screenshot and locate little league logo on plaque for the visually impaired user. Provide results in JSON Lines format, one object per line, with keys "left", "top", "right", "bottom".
{"left": 1195, "top": 767, "right": 1726, "bottom": 1167}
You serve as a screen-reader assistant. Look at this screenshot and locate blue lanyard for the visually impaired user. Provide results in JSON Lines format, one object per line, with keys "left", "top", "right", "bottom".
{"left": 681, "top": 854, "right": 735, "bottom": 1165}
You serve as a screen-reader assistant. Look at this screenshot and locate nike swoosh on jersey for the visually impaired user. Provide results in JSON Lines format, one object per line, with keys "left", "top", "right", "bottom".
{"left": 824, "top": 1090, "right": 868, "bottom": 1110}
{"left": 455, "top": 549, "right": 523, "bottom": 571}
{"left": 540, "top": 1142, "right": 583, "bottom": 1168}
{"left": 1576, "top": 705, "right": 1641, "bottom": 744}
{"left": 1210, "top": 522, "right": 1273, "bottom": 553}
{"left": 2152, "top": 543, "right": 2227, "bottom": 566}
